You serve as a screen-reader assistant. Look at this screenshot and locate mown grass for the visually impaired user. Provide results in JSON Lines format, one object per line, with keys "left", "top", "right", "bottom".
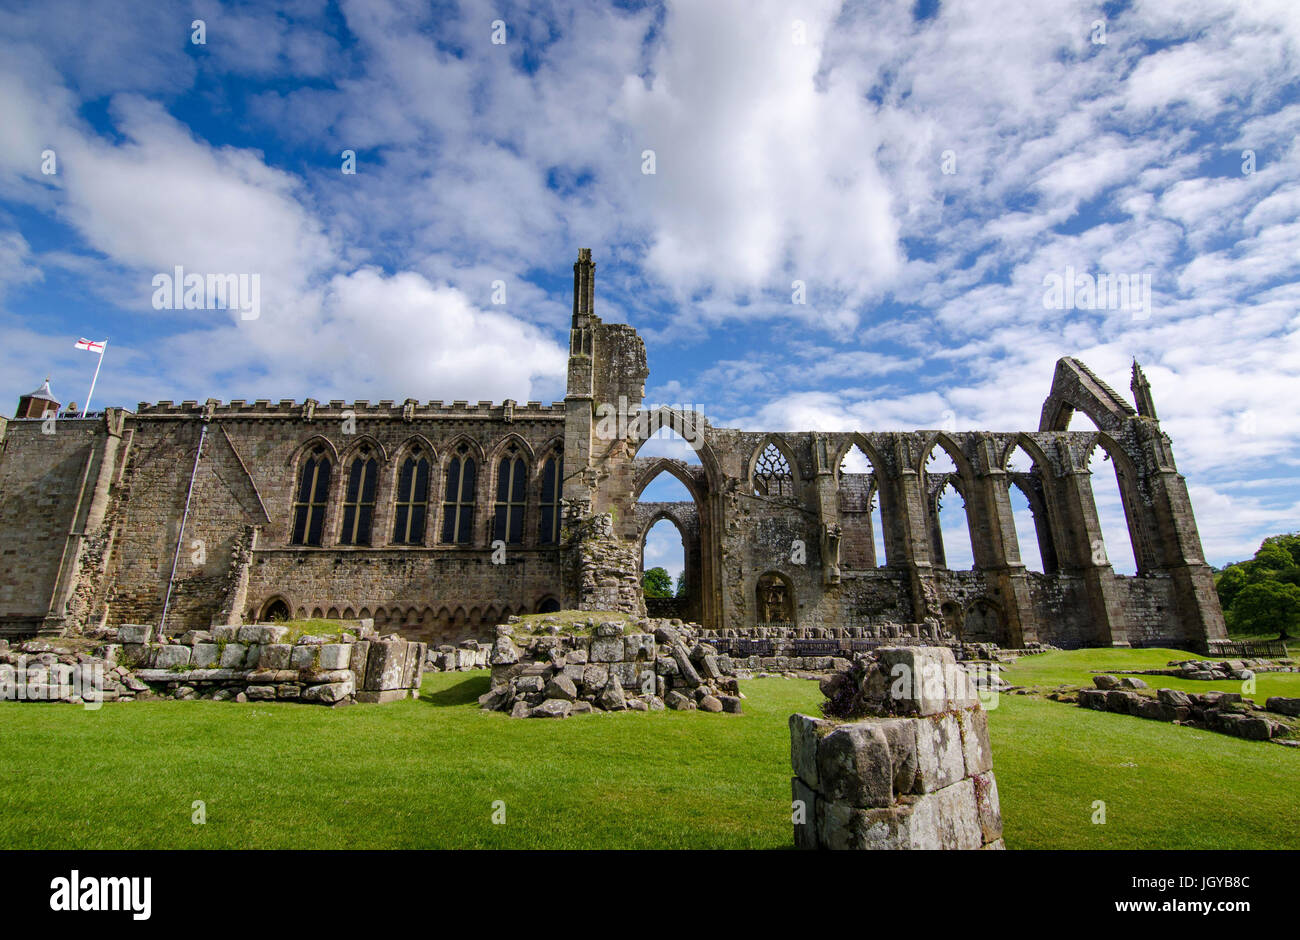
{"left": 0, "top": 649, "right": 1294, "bottom": 849}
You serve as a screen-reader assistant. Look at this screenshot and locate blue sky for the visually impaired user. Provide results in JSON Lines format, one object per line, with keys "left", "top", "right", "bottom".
{"left": 1, "top": 0, "right": 1298, "bottom": 582}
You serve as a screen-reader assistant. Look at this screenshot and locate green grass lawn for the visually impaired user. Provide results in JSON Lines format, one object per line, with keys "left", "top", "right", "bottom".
{"left": 0, "top": 650, "right": 1295, "bottom": 849}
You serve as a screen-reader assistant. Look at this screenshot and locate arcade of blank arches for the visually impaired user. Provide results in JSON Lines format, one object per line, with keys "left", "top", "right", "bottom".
{"left": 0, "top": 251, "right": 1225, "bottom": 654}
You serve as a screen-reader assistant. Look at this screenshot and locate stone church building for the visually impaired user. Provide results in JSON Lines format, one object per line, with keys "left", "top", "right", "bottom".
{"left": 0, "top": 250, "right": 1226, "bottom": 650}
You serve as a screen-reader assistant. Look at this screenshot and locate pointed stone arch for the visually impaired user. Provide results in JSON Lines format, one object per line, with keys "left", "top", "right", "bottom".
{"left": 1039, "top": 357, "right": 1137, "bottom": 433}
{"left": 1088, "top": 431, "right": 1147, "bottom": 574}
{"left": 634, "top": 457, "right": 704, "bottom": 503}
{"left": 921, "top": 434, "right": 978, "bottom": 571}
{"left": 1003, "top": 435, "right": 1060, "bottom": 574}
{"left": 338, "top": 434, "right": 389, "bottom": 465}
{"left": 835, "top": 434, "right": 891, "bottom": 568}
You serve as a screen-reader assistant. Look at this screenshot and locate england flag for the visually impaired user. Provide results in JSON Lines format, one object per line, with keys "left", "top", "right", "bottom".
{"left": 74, "top": 337, "right": 106, "bottom": 354}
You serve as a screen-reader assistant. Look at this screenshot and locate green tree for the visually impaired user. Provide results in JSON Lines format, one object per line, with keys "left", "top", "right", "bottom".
{"left": 1215, "top": 564, "right": 1248, "bottom": 610}
{"left": 675, "top": 572, "right": 687, "bottom": 597}
{"left": 643, "top": 567, "right": 673, "bottom": 598}
{"left": 1230, "top": 581, "right": 1300, "bottom": 639}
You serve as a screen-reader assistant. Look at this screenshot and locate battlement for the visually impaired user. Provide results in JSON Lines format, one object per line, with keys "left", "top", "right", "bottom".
{"left": 132, "top": 398, "right": 567, "bottom": 420}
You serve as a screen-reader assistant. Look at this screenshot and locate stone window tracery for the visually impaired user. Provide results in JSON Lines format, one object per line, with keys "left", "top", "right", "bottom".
{"left": 339, "top": 446, "right": 379, "bottom": 545}
{"left": 493, "top": 444, "right": 528, "bottom": 545}
{"left": 538, "top": 455, "right": 562, "bottom": 545}
{"left": 753, "top": 442, "right": 794, "bottom": 498}
{"left": 393, "top": 451, "right": 431, "bottom": 545}
{"left": 441, "top": 444, "right": 477, "bottom": 545}
{"left": 291, "top": 445, "right": 331, "bottom": 546}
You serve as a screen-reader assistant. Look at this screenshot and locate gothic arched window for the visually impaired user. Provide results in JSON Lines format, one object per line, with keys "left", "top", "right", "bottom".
{"left": 441, "top": 445, "right": 477, "bottom": 544}
{"left": 393, "top": 451, "right": 431, "bottom": 545}
{"left": 291, "top": 445, "right": 331, "bottom": 546}
{"left": 753, "top": 442, "right": 794, "bottom": 498}
{"left": 538, "top": 455, "right": 562, "bottom": 544}
{"left": 493, "top": 445, "right": 528, "bottom": 545}
{"left": 339, "top": 446, "right": 379, "bottom": 545}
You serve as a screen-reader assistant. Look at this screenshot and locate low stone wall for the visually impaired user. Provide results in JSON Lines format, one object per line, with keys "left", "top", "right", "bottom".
{"left": 1102, "top": 658, "right": 1298, "bottom": 681}
{"left": 790, "top": 646, "right": 1004, "bottom": 850}
{"left": 426, "top": 641, "right": 492, "bottom": 672}
{"left": 481, "top": 618, "right": 741, "bottom": 717}
{"left": 1076, "top": 678, "right": 1295, "bottom": 742}
{"left": 116, "top": 623, "right": 424, "bottom": 705}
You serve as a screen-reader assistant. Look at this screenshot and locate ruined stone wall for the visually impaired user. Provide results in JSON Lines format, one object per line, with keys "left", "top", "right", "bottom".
{"left": 32, "top": 400, "right": 572, "bottom": 640}
{"left": 0, "top": 416, "right": 118, "bottom": 636}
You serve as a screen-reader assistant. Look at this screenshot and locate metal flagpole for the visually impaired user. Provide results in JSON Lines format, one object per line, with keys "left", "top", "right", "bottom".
{"left": 83, "top": 340, "right": 106, "bottom": 414}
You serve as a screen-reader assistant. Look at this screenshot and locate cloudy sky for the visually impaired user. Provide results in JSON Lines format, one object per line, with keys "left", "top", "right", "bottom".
{"left": 1, "top": 0, "right": 1297, "bottom": 580}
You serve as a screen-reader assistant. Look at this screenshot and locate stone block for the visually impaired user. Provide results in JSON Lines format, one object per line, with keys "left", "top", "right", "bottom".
{"left": 1157, "top": 688, "right": 1193, "bottom": 708}
{"left": 957, "top": 706, "right": 993, "bottom": 777}
{"left": 514, "top": 675, "right": 544, "bottom": 694}
{"left": 589, "top": 637, "right": 624, "bottom": 663}
{"left": 303, "top": 679, "right": 353, "bottom": 704}
{"left": 245, "top": 685, "right": 276, "bottom": 701}
{"left": 191, "top": 643, "right": 220, "bottom": 668}
{"left": 348, "top": 640, "right": 370, "bottom": 677}
{"left": 118, "top": 624, "right": 155, "bottom": 645}
{"left": 1265, "top": 696, "right": 1300, "bottom": 717}
{"left": 817, "top": 801, "right": 910, "bottom": 851}
{"left": 545, "top": 674, "right": 578, "bottom": 701}
{"left": 719, "top": 695, "right": 743, "bottom": 714}
{"left": 1105, "top": 690, "right": 1140, "bottom": 714}
{"left": 789, "top": 713, "right": 830, "bottom": 788}
{"left": 971, "top": 771, "right": 1002, "bottom": 843}
{"left": 623, "top": 634, "right": 655, "bottom": 661}
{"left": 913, "top": 712, "right": 965, "bottom": 792}
{"left": 152, "top": 645, "right": 192, "bottom": 669}
{"left": 1092, "top": 674, "right": 1120, "bottom": 690}
{"left": 594, "top": 621, "right": 623, "bottom": 637}
{"left": 316, "top": 643, "right": 349, "bottom": 671}
{"left": 816, "top": 722, "right": 895, "bottom": 808}
{"left": 699, "top": 694, "right": 722, "bottom": 712}
{"left": 364, "top": 639, "right": 409, "bottom": 691}
{"left": 276, "top": 684, "right": 301, "bottom": 699}
{"left": 290, "top": 644, "right": 319, "bottom": 670}
{"left": 907, "top": 778, "right": 982, "bottom": 850}
{"left": 219, "top": 643, "right": 248, "bottom": 669}
{"left": 212, "top": 626, "right": 240, "bottom": 643}
{"left": 239, "top": 625, "right": 288, "bottom": 645}
{"left": 529, "top": 698, "right": 572, "bottom": 718}
{"left": 582, "top": 664, "right": 608, "bottom": 689}
{"left": 665, "top": 689, "right": 694, "bottom": 710}
{"left": 792, "top": 776, "right": 819, "bottom": 850}
{"left": 876, "top": 646, "right": 955, "bottom": 715}
{"left": 259, "top": 644, "right": 292, "bottom": 670}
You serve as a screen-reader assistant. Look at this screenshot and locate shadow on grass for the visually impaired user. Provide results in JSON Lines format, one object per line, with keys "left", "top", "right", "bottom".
{"left": 421, "top": 674, "right": 490, "bottom": 707}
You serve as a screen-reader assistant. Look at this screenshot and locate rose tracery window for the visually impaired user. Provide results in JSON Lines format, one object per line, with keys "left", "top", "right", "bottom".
{"left": 753, "top": 443, "right": 794, "bottom": 498}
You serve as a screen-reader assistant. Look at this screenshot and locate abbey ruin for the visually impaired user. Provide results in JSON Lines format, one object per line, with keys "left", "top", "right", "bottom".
{"left": 0, "top": 250, "right": 1227, "bottom": 651}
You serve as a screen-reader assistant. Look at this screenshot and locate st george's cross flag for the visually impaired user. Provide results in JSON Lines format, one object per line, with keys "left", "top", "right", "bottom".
{"left": 74, "top": 337, "right": 106, "bottom": 354}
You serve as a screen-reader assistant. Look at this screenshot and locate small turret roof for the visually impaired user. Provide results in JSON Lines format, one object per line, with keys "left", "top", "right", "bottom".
{"left": 24, "top": 378, "right": 58, "bottom": 402}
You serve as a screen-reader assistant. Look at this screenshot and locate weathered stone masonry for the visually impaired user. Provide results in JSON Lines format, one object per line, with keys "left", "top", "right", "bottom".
{"left": 0, "top": 250, "right": 1226, "bottom": 651}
